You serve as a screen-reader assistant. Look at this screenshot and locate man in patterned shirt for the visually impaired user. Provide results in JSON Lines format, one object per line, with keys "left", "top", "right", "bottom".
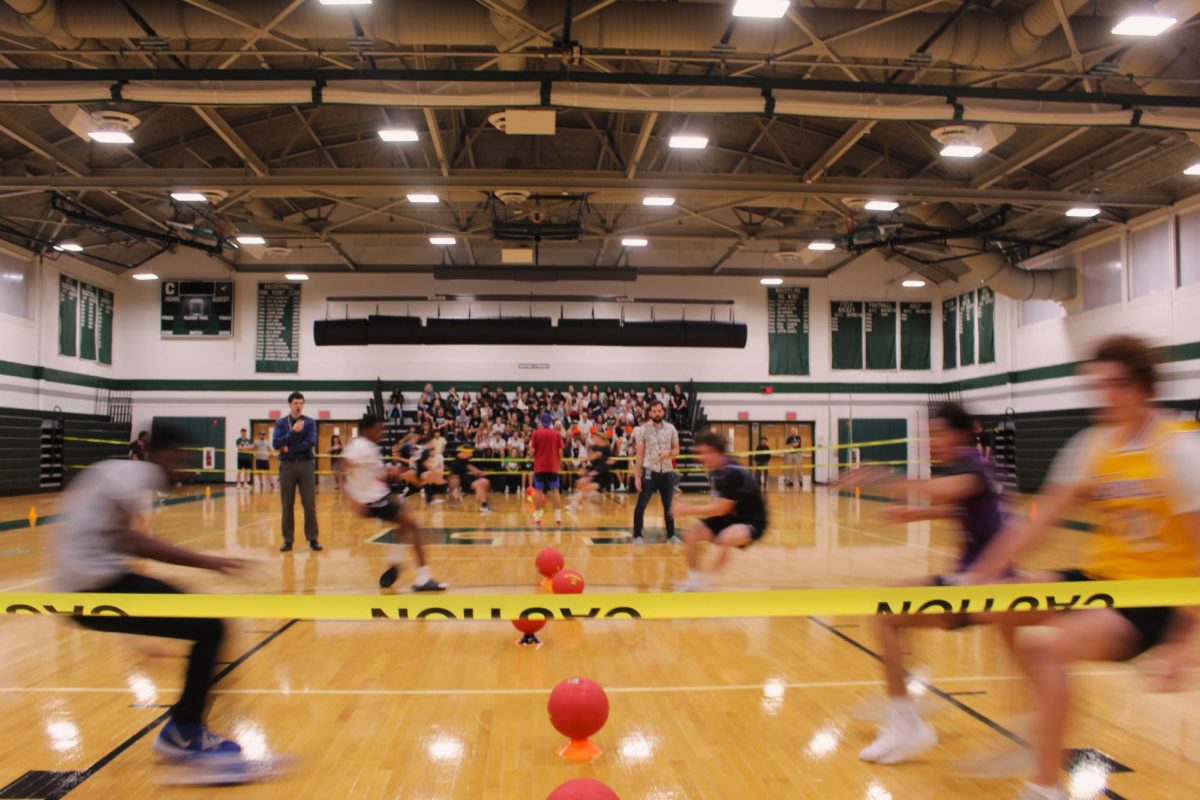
{"left": 632, "top": 400, "right": 680, "bottom": 544}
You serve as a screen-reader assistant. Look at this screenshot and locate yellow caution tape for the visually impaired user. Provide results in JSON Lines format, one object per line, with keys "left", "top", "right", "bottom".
{"left": 3, "top": 578, "right": 1197, "bottom": 621}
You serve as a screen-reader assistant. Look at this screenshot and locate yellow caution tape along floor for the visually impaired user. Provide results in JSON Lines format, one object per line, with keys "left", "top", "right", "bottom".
{"left": 4, "top": 578, "right": 1198, "bottom": 621}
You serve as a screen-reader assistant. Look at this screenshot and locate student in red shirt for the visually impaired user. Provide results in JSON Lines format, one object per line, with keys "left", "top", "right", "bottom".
{"left": 529, "top": 413, "right": 564, "bottom": 526}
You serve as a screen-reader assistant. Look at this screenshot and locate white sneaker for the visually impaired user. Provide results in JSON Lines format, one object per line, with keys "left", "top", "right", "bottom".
{"left": 1015, "top": 783, "right": 1067, "bottom": 800}
{"left": 860, "top": 718, "right": 938, "bottom": 765}
{"left": 673, "top": 574, "right": 712, "bottom": 593}
{"left": 479, "top": 506, "right": 494, "bottom": 514}
{"left": 667, "top": 535, "right": 683, "bottom": 545}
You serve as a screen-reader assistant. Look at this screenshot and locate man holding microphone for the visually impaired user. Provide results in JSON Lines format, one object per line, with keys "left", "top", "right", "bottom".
{"left": 274, "top": 391, "right": 321, "bottom": 552}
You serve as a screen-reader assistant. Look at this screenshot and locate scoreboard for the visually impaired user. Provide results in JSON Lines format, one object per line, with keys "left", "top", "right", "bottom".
{"left": 161, "top": 280, "right": 234, "bottom": 337}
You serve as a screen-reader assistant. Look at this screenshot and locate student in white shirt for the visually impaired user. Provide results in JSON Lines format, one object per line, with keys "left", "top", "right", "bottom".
{"left": 343, "top": 414, "right": 447, "bottom": 592}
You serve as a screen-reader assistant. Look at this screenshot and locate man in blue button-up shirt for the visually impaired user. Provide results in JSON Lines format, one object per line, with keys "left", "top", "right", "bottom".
{"left": 273, "top": 391, "right": 321, "bottom": 552}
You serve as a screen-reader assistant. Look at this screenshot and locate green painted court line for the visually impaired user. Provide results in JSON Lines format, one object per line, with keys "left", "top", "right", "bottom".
{"left": 0, "top": 490, "right": 225, "bottom": 533}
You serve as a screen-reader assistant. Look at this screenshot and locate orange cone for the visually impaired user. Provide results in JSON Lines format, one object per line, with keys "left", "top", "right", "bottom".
{"left": 1030, "top": 501, "right": 1038, "bottom": 522}
{"left": 27, "top": 507, "right": 36, "bottom": 528}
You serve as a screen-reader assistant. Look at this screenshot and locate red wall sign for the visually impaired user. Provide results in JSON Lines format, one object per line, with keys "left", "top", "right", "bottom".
{"left": 786, "top": 411, "right": 797, "bottom": 421}
{"left": 269, "top": 409, "right": 281, "bottom": 419}
{"left": 737, "top": 411, "right": 749, "bottom": 420}
{"left": 318, "top": 410, "right": 331, "bottom": 420}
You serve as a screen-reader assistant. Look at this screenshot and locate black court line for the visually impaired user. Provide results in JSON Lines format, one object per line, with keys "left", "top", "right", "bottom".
{"left": 22, "top": 618, "right": 299, "bottom": 800}
{"left": 809, "top": 617, "right": 1131, "bottom": 800}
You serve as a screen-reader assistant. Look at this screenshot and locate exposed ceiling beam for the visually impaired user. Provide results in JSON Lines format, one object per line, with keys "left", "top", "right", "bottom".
{"left": 213, "top": 0, "right": 308, "bottom": 70}
{"left": 0, "top": 112, "right": 90, "bottom": 177}
{"left": 626, "top": 113, "right": 657, "bottom": 180}
{"left": 969, "top": 128, "right": 1087, "bottom": 189}
{"left": 804, "top": 120, "right": 875, "bottom": 182}
{"left": 180, "top": 0, "right": 355, "bottom": 70}
{"left": 423, "top": 108, "right": 451, "bottom": 178}
{"left": 193, "top": 107, "right": 269, "bottom": 176}
{"left": 0, "top": 169, "right": 1170, "bottom": 207}
{"left": 474, "top": 0, "right": 621, "bottom": 71}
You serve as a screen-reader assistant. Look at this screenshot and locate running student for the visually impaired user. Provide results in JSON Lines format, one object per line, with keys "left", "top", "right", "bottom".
{"left": 673, "top": 431, "right": 768, "bottom": 591}
{"left": 854, "top": 402, "right": 1006, "bottom": 766}
{"left": 342, "top": 414, "right": 447, "bottom": 592}
{"left": 968, "top": 335, "right": 1200, "bottom": 800}
{"left": 448, "top": 446, "right": 492, "bottom": 514}
{"left": 55, "top": 425, "right": 253, "bottom": 780}
{"left": 568, "top": 432, "right": 611, "bottom": 513}
{"left": 529, "top": 413, "right": 564, "bottom": 526}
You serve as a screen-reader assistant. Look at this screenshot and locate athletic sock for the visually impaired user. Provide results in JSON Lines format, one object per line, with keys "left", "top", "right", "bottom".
{"left": 889, "top": 697, "right": 920, "bottom": 729}
{"left": 416, "top": 566, "right": 432, "bottom": 584}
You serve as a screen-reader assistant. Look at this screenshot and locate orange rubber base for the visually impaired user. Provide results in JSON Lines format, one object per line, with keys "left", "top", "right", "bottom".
{"left": 557, "top": 738, "right": 603, "bottom": 762}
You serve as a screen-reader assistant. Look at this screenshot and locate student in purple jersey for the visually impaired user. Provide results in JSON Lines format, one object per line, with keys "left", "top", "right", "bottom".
{"left": 851, "top": 402, "right": 1007, "bottom": 766}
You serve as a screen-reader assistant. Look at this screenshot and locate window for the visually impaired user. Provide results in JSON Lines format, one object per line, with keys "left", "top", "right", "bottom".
{"left": 1181, "top": 209, "right": 1200, "bottom": 287}
{"left": 0, "top": 251, "right": 30, "bottom": 319}
{"left": 1080, "top": 239, "right": 1123, "bottom": 311}
{"left": 1130, "top": 221, "right": 1171, "bottom": 298}
{"left": 1022, "top": 299, "right": 1065, "bottom": 325}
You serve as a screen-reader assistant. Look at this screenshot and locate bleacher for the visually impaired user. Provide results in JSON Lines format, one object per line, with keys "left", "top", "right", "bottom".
{"left": 0, "top": 407, "right": 130, "bottom": 496}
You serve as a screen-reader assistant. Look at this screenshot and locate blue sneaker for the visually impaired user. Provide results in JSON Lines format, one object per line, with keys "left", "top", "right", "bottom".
{"left": 153, "top": 720, "right": 243, "bottom": 762}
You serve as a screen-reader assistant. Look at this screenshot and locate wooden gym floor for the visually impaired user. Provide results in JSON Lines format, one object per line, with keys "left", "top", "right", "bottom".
{"left": 0, "top": 482, "right": 1194, "bottom": 799}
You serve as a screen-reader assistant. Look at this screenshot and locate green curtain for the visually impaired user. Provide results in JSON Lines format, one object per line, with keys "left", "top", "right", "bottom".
{"left": 941, "top": 297, "right": 957, "bottom": 369}
{"left": 767, "top": 287, "right": 810, "bottom": 375}
{"left": 837, "top": 418, "right": 908, "bottom": 470}
{"left": 58, "top": 274, "right": 77, "bottom": 357}
{"left": 865, "top": 301, "right": 897, "bottom": 369}
{"left": 831, "top": 301, "right": 863, "bottom": 369}
{"left": 978, "top": 286, "right": 996, "bottom": 364}
{"left": 900, "top": 302, "right": 932, "bottom": 370}
{"left": 959, "top": 290, "right": 976, "bottom": 366}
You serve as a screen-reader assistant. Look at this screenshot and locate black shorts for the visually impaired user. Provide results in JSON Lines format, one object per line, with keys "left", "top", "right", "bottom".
{"left": 255, "top": 459, "right": 269, "bottom": 472}
{"left": 533, "top": 472, "right": 560, "bottom": 491}
{"left": 1058, "top": 569, "right": 1176, "bottom": 653}
{"left": 701, "top": 516, "right": 765, "bottom": 546}
{"left": 237, "top": 454, "right": 252, "bottom": 469}
{"left": 363, "top": 496, "right": 403, "bottom": 521}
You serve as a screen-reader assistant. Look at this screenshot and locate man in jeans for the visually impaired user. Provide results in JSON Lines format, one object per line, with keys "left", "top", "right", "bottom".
{"left": 632, "top": 400, "right": 680, "bottom": 544}
{"left": 274, "top": 391, "right": 321, "bottom": 552}
{"left": 57, "top": 425, "right": 252, "bottom": 779}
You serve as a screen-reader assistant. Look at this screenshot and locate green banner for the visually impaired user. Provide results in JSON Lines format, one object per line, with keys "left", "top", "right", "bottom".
{"left": 942, "top": 297, "right": 957, "bottom": 369}
{"left": 900, "top": 302, "right": 932, "bottom": 370}
{"left": 78, "top": 281, "right": 97, "bottom": 361}
{"left": 959, "top": 290, "right": 976, "bottom": 366}
{"left": 97, "top": 287, "right": 114, "bottom": 365}
{"left": 256, "top": 282, "right": 300, "bottom": 374}
{"left": 767, "top": 287, "right": 810, "bottom": 375}
{"left": 58, "top": 274, "right": 77, "bottom": 357}
{"left": 978, "top": 286, "right": 995, "bottom": 364}
{"left": 831, "top": 301, "right": 863, "bottom": 370}
{"left": 865, "top": 301, "right": 897, "bottom": 370}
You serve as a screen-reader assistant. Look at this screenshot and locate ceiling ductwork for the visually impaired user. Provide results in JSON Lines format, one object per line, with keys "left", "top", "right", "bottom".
{"left": 907, "top": 203, "right": 1076, "bottom": 300}
{"left": 0, "top": 0, "right": 1142, "bottom": 69}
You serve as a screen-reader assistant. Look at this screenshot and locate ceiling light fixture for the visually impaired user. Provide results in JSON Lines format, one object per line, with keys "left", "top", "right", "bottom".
{"left": 87, "top": 129, "right": 134, "bottom": 144}
{"left": 429, "top": 236, "right": 457, "bottom": 245}
{"left": 378, "top": 128, "right": 418, "bottom": 142}
{"left": 621, "top": 238, "right": 649, "bottom": 247}
{"left": 285, "top": 273, "right": 310, "bottom": 281}
{"left": 1111, "top": 15, "right": 1176, "bottom": 36}
{"left": 931, "top": 125, "right": 984, "bottom": 159}
{"left": 235, "top": 235, "right": 266, "bottom": 245}
{"left": 1066, "top": 207, "right": 1102, "bottom": 218}
{"left": 170, "top": 191, "right": 208, "bottom": 203}
{"left": 669, "top": 135, "right": 709, "bottom": 150}
{"left": 407, "top": 193, "right": 440, "bottom": 203}
{"left": 131, "top": 273, "right": 159, "bottom": 281}
{"left": 807, "top": 241, "right": 837, "bottom": 251}
{"left": 1184, "top": 163, "right": 1200, "bottom": 176}
{"left": 53, "top": 243, "right": 83, "bottom": 252}
{"left": 864, "top": 199, "right": 899, "bottom": 212}
{"left": 940, "top": 143, "right": 983, "bottom": 159}
{"left": 642, "top": 196, "right": 676, "bottom": 207}
{"left": 901, "top": 278, "right": 927, "bottom": 288}
{"left": 733, "top": 0, "right": 790, "bottom": 18}
{"left": 760, "top": 277, "right": 784, "bottom": 285}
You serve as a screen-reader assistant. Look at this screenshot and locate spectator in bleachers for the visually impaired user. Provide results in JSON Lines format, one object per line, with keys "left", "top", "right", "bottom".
{"left": 129, "top": 430, "right": 149, "bottom": 461}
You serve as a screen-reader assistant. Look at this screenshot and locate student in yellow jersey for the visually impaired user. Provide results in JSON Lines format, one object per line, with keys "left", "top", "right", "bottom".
{"left": 969, "top": 335, "right": 1200, "bottom": 800}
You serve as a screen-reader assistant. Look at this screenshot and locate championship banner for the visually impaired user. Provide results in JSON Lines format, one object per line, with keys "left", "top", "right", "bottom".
{"left": 4, "top": 578, "right": 1198, "bottom": 622}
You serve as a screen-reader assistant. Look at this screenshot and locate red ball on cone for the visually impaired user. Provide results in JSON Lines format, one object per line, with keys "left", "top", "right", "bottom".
{"left": 548, "top": 676, "right": 608, "bottom": 761}
{"left": 552, "top": 568, "right": 585, "bottom": 594}
{"left": 512, "top": 616, "right": 547, "bottom": 646}
{"left": 536, "top": 547, "right": 565, "bottom": 578}
{"left": 547, "top": 778, "right": 619, "bottom": 800}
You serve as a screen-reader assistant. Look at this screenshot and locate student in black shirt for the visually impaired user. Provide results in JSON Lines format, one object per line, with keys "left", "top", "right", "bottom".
{"left": 673, "top": 431, "right": 768, "bottom": 591}
{"left": 753, "top": 436, "right": 772, "bottom": 491}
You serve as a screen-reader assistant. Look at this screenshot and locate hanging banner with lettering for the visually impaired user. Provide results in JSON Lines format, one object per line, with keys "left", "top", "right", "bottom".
{"left": 767, "top": 287, "right": 810, "bottom": 375}
{"left": 831, "top": 301, "right": 864, "bottom": 370}
{"left": 97, "top": 287, "right": 114, "bottom": 365}
{"left": 942, "top": 296, "right": 958, "bottom": 369}
{"left": 899, "top": 302, "right": 932, "bottom": 370}
{"left": 865, "top": 301, "right": 897, "bottom": 370}
{"left": 978, "top": 286, "right": 996, "bottom": 364}
{"left": 58, "top": 274, "right": 77, "bottom": 357}
{"left": 256, "top": 282, "right": 300, "bottom": 374}
{"left": 959, "top": 289, "right": 977, "bottom": 366}
{"left": 78, "top": 281, "right": 98, "bottom": 361}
